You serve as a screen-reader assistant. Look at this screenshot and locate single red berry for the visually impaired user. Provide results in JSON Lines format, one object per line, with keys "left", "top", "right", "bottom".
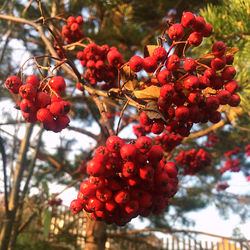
{"left": 120, "top": 144, "right": 138, "bottom": 161}
{"left": 210, "top": 75, "right": 224, "bottom": 90}
{"left": 88, "top": 197, "right": 104, "bottom": 211}
{"left": 211, "top": 56, "right": 226, "bottom": 70}
{"left": 67, "top": 16, "right": 75, "bottom": 25}
{"left": 76, "top": 16, "right": 84, "bottom": 25}
{"left": 198, "top": 76, "right": 210, "bottom": 89}
{"left": 204, "top": 68, "right": 216, "bottom": 80}
{"left": 129, "top": 56, "right": 143, "bottom": 72}
{"left": 181, "top": 12, "right": 195, "bottom": 27}
{"left": 201, "top": 23, "right": 213, "bottom": 37}
{"left": 152, "top": 47, "right": 167, "bottom": 62}
{"left": 228, "top": 94, "right": 241, "bottom": 107}
{"left": 175, "top": 106, "right": 190, "bottom": 122}
{"left": 205, "top": 96, "right": 220, "bottom": 110}
{"left": 5, "top": 75, "right": 23, "bottom": 94}
{"left": 188, "top": 32, "right": 203, "bottom": 47}
{"left": 19, "top": 84, "right": 37, "bottom": 100}
{"left": 139, "top": 112, "right": 151, "bottom": 126}
{"left": 157, "top": 69, "right": 172, "bottom": 85}
{"left": 221, "top": 66, "right": 236, "bottom": 81}
{"left": 143, "top": 57, "right": 158, "bottom": 73}
{"left": 192, "top": 16, "right": 206, "bottom": 32}
{"left": 70, "top": 199, "right": 84, "bottom": 214}
{"left": 135, "top": 136, "right": 153, "bottom": 154}
{"left": 20, "top": 98, "right": 37, "bottom": 113}
{"left": 212, "top": 42, "right": 226, "bottom": 57}
{"left": 225, "top": 80, "right": 239, "bottom": 94}
{"left": 151, "top": 120, "right": 165, "bottom": 134}
{"left": 106, "top": 136, "right": 125, "bottom": 153}
{"left": 107, "top": 50, "right": 123, "bottom": 67}
{"left": 216, "top": 90, "right": 231, "bottom": 105}
{"left": 184, "top": 75, "right": 199, "bottom": 90}
{"left": 36, "top": 92, "right": 51, "bottom": 108}
{"left": 122, "top": 161, "right": 137, "bottom": 178}
{"left": 36, "top": 108, "right": 54, "bottom": 123}
{"left": 165, "top": 54, "right": 180, "bottom": 71}
{"left": 168, "top": 24, "right": 184, "bottom": 41}
{"left": 22, "top": 112, "right": 37, "bottom": 123}
{"left": 209, "top": 111, "right": 221, "bottom": 123}
{"left": 184, "top": 58, "right": 197, "bottom": 72}
{"left": 96, "top": 188, "right": 112, "bottom": 202}
{"left": 26, "top": 75, "right": 40, "bottom": 87}
{"left": 124, "top": 200, "right": 139, "bottom": 215}
{"left": 49, "top": 76, "right": 66, "bottom": 94}
{"left": 114, "top": 190, "right": 130, "bottom": 204}
{"left": 225, "top": 55, "right": 234, "bottom": 65}
{"left": 147, "top": 145, "right": 164, "bottom": 162}
{"left": 160, "top": 84, "right": 175, "bottom": 98}
{"left": 87, "top": 159, "right": 106, "bottom": 176}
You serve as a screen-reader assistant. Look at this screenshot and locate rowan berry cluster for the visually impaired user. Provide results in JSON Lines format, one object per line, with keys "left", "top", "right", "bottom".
{"left": 76, "top": 43, "right": 124, "bottom": 89}
{"left": 130, "top": 11, "right": 240, "bottom": 138}
{"left": 220, "top": 158, "right": 240, "bottom": 174}
{"left": 70, "top": 135, "right": 178, "bottom": 226}
{"left": 48, "top": 198, "right": 62, "bottom": 206}
{"left": 61, "top": 16, "right": 84, "bottom": 44}
{"left": 205, "top": 133, "right": 219, "bottom": 148}
{"left": 5, "top": 75, "right": 70, "bottom": 132}
{"left": 154, "top": 132, "right": 183, "bottom": 152}
{"left": 175, "top": 148, "right": 211, "bottom": 175}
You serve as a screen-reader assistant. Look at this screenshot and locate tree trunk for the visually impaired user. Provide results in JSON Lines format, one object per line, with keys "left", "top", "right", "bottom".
{"left": 84, "top": 217, "right": 107, "bottom": 250}
{"left": 0, "top": 123, "right": 33, "bottom": 250}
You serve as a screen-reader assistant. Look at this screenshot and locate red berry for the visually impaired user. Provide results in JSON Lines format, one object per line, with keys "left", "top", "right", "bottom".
{"left": 157, "top": 69, "right": 172, "bottom": 84}
{"left": 49, "top": 76, "right": 66, "bottom": 94}
{"left": 114, "top": 190, "right": 130, "bottom": 204}
{"left": 19, "top": 84, "right": 37, "bottom": 100}
{"left": 225, "top": 80, "right": 239, "bottom": 94}
{"left": 168, "top": 24, "right": 184, "bottom": 41}
{"left": 143, "top": 57, "right": 158, "bottom": 73}
{"left": 76, "top": 16, "right": 84, "bottom": 24}
{"left": 36, "top": 108, "right": 54, "bottom": 123}
{"left": 181, "top": 12, "right": 195, "bottom": 27}
{"left": 70, "top": 199, "right": 84, "bottom": 214}
{"left": 175, "top": 106, "right": 190, "bottom": 122}
{"left": 120, "top": 144, "right": 137, "bottom": 161}
{"left": 20, "top": 98, "right": 37, "bottom": 113}
{"left": 87, "top": 159, "right": 105, "bottom": 176}
{"left": 212, "top": 42, "right": 226, "bottom": 57}
{"left": 188, "top": 32, "right": 203, "bottom": 47}
{"left": 129, "top": 56, "right": 143, "bottom": 72}
{"left": 5, "top": 75, "right": 23, "bottom": 94}
{"left": 36, "top": 92, "right": 51, "bottom": 108}
{"left": 205, "top": 96, "right": 220, "bottom": 110}
{"left": 152, "top": 47, "right": 167, "bottom": 62}
{"left": 221, "top": 66, "right": 236, "bottom": 81}
{"left": 67, "top": 16, "right": 75, "bottom": 25}
{"left": 209, "top": 111, "right": 221, "bottom": 123}
{"left": 201, "top": 23, "right": 213, "bottom": 37}
{"left": 160, "top": 84, "right": 175, "bottom": 98}
{"left": 139, "top": 112, "right": 151, "bottom": 126}
{"left": 107, "top": 50, "right": 123, "bottom": 67}
{"left": 151, "top": 120, "right": 165, "bottom": 134}
{"left": 165, "top": 54, "right": 180, "bottom": 71}
{"left": 88, "top": 197, "right": 104, "bottom": 211}
{"left": 228, "top": 94, "right": 241, "bottom": 107}
{"left": 192, "top": 16, "right": 206, "bottom": 32}
{"left": 216, "top": 90, "right": 231, "bottom": 105}
{"left": 184, "top": 58, "right": 196, "bottom": 72}
{"left": 26, "top": 75, "right": 40, "bottom": 87}
{"left": 135, "top": 136, "right": 152, "bottom": 154}
{"left": 184, "top": 75, "right": 199, "bottom": 90}
{"left": 106, "top": 136, "right": 125, "bottom": 153}
{"left": 211, "top": 56, "right": 226, "bottom": 70}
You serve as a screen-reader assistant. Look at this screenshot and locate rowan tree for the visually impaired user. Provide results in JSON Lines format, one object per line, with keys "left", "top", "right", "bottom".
{"left": 0, "top": 0, "right": 249, "bottom": 250}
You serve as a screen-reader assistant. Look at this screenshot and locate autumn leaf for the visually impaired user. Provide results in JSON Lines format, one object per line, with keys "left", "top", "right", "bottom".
{"left": 134, "top": 85, "right": 160, "bottom": 100}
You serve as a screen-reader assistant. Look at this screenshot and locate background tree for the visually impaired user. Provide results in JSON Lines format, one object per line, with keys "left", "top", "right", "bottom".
{"left": 0, "top": 0, "right": 249, "bottom": 250}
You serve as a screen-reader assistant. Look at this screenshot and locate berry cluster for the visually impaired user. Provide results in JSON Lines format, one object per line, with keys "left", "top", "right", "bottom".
{"left": 48, "top": 198, "right": 62, "bottom": 207}
{"left": 205, "top": 133, "right": 219, "bottom": 148}
{"left": 70, "top": 136, "right": 178, "bottom": 226}
{"left": 61, "top": 16, "right": 84, "bottom": 44}
{"left": 5, "top": 75, "right": 70, "bottom": 132}
{"left": 223, "top": 147, "right": 241, "bottom": 157}
{"left": 154, "top": 132, "right": 183, "bottom": 152}
{"left": 76, "top": 43, "right": 124, "bottom": 89}
{"left": 175, "top": 148, "right": 211, "bottom": 175}
{"left": 129, "top": 12, "right": 240, "bottom": 138}
{"left": 220, "top": 158, "right": 240, "bottom": 174}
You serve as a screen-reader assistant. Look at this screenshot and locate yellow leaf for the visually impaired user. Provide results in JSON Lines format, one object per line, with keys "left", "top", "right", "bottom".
{"left": 134, "top": 85, "right": 160, "bottom": 100}
{"left": 120, "top": 65, "right": 138, "bottom": 91}
{"left": 144, "top": 45, "right": 160, "bottom": 58}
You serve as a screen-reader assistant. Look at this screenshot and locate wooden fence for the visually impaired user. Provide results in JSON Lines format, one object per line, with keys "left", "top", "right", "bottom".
{"left": 49, "top": 205, "right": 250, "bottom": 250}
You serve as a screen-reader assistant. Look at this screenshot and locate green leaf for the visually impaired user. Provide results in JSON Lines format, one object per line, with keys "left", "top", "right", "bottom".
{"left": 42, "top": 209, "right": 52, "bottom": 238}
